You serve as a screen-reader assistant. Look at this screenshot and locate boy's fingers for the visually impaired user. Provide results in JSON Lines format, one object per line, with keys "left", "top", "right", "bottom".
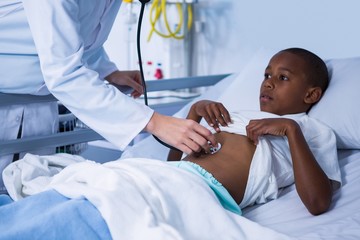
{"left": 216, "top": 113, "right": 228, "bottom": 126}
{"left": 222, "top": 111, "right": 231, "bottom": 124}
{"left": 206, "top": 111, "right": 219, "bottom": 128}
{"left": 203, "top": 115, "right": 216, "bottom": 129}
{"left": 207, "top": 106, "right": 226, "bottom": 127}
{"left": 217, "top": 105, "right": 231, "bottom": 123}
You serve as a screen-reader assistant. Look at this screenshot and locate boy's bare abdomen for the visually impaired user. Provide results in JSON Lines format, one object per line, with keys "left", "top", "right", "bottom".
{"left": 184, "top": 132, "right": 256, "bottom": 204}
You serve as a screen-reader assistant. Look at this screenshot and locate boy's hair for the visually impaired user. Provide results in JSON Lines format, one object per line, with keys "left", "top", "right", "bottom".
{"left": 280, "top": 48, "right": 329, "bottom": 93}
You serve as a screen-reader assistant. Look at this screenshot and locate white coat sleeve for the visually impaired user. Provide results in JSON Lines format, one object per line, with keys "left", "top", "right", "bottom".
{"left": 21, "top": 0, "right": 154, "bottom": 150}
{"left": 87, "top": 47, "right": 118, "bottom": 80}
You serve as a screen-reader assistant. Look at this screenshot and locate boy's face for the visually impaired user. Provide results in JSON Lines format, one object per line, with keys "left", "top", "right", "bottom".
{"left": 259, "top": 51, "right": 313, "bottom": 115}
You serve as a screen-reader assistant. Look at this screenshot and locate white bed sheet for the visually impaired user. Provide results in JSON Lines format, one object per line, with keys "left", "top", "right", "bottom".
{"left": 4, "top": 154, "right": 292, "bottom": 240}
{"left": 121, "top": 72, "right": 360, "bottom": 239}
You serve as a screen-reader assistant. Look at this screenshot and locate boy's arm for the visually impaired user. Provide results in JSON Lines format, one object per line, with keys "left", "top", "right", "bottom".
{"left": 167, "top": 100, "right": 231, "bottom": 161}
{"left": 286, "top": 121, "right": 332, "bottom": 215}
{"left": 246, "top": 118, "right": 332, "bottom": 215}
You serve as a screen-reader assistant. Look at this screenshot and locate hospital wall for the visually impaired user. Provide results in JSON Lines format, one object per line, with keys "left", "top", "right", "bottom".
{"left": 105, "top": 0, "right": 360, "bottom": 78}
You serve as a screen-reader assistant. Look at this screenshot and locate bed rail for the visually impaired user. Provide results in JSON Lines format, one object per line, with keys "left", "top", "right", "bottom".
{"left": 0, "top": 74, "right": 230, "bottom": 156}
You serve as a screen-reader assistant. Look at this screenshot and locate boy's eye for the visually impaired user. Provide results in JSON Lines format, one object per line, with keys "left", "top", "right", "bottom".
{"left": 280, "top": 75, "right": 289, "bottom": 81}
{"left": 264, "top": 73, "right": 271, "bottom": 79}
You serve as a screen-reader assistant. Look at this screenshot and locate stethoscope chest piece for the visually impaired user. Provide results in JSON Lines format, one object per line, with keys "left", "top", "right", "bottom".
{"left": 209, "top": 142, "right": 222, "bottom": 155}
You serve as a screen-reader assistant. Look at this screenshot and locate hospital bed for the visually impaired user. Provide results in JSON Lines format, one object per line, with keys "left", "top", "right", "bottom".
{"left": 1, "top": 48, "right": 360, "bottom": 239}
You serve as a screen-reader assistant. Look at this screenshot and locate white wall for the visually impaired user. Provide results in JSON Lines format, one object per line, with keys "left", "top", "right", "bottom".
{"left": 105, "top": 0, "right": 360, "bottom": 76}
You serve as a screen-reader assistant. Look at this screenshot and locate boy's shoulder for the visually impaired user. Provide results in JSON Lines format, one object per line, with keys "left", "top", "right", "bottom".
{"left": 295, "top": 114, "right": 334, "bottom": 133}
{"left": 294, "top": 114, "right": 337, "bottom": 146}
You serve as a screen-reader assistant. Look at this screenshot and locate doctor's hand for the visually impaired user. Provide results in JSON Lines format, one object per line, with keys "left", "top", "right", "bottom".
{"left": 144, "top": 112, "right": 217, "bottom": 155}
{"left": 105, "top": 70, "right": 144, "bottom": 98}
{"left": 188, "top": 100, "right": 231, "bottom": 132}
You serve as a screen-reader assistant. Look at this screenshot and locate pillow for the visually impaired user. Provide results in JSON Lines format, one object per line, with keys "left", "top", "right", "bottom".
{"left": 172, "top": 72, "right": 242, "bottom": 119}
{"left": 309, "top": 57, "right": 360, "bottom": 149}
{"left": 217, "top": 47, "right": 277, "bottom": 112}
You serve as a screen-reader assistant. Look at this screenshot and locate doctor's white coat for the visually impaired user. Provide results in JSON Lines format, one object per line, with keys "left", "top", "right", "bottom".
{"left": 0, "top": 0, "right": 154, "bottom": 191}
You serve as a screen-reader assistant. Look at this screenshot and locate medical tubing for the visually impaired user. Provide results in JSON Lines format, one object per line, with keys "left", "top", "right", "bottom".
{"left": 148, "top": 0, "right": 183, "bottom": 40}
{"left": 147, "top": 0, "right": 193, "bottom": 42}
{"left": 137, "top": 1, "right": 177, "bottom": 150}
{"left": 161, "top": 0, "right": 183, "bottom": 38}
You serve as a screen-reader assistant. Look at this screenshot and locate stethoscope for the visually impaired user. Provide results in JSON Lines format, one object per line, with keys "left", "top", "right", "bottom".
{"left": 136, "top": 0, "right": 177, "bottom": 150}
{"left": 135, "top": 0, "right": 222, "bottom": 155}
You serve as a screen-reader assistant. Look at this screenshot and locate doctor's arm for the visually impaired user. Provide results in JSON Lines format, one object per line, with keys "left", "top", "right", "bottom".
{"left": 246, "top": 118, "right": 333, "bottom": 215}
{"left": 105, "top": 70, "right": 143, "bottom": 98}
{"left": 86, "top": 47, "right": 143, "bottom": 98}
{"left": 22, "top": 0, "right": 155, "bottom": 150}
{"left": 22, "top": 0, "right": 217, "bottom": 154}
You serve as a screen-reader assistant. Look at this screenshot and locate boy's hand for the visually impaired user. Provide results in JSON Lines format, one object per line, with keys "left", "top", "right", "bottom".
{"left": 246, "top": 118, "right": 297, "bottom": 145}
{"left": 190, "top": 100, "right": 231, "bottom": 132}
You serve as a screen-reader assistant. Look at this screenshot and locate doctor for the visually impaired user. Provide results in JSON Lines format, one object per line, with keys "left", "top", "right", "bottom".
{"left": 0, "top": 0, "right": 217, "bottom": 194}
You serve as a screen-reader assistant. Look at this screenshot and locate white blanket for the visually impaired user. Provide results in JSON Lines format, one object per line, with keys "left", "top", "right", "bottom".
{"left": 3, "top": 153, "right": 292, "bottom": 240}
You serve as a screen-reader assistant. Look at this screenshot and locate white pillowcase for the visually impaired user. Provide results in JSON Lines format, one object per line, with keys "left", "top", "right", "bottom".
{"left": 216, "top": 48, "right": 360, "bottom": 149}
{"left": 309, "top": 57, "right": 360, "bottom": 149}
{"left": 217, "top": 48, "right": 277, "bottom": 112}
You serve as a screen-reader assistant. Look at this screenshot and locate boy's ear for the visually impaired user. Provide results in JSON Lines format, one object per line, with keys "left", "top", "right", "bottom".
{"left": 304, "top": 87, "right": 322, "bottom": 104}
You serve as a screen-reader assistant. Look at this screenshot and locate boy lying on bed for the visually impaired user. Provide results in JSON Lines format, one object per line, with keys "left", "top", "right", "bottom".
{"left": 167, "top": 48, "right": 341, "bottom": 216}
